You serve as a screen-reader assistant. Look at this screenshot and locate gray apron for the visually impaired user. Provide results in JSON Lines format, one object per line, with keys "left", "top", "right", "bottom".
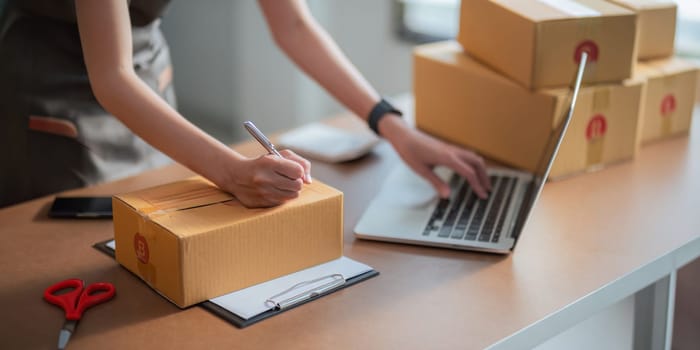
{"left": 0, "top": 0, "right": 175, "bottom": 207}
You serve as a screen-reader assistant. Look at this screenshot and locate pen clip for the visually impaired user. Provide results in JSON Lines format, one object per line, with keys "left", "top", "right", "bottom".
{"left": 264, "top": 274, "right": 346, "bottom": 311}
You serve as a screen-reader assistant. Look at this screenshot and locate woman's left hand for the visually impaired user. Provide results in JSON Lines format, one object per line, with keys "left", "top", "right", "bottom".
{"left": 379, "top": 114, "right": 492, "bottom": 199}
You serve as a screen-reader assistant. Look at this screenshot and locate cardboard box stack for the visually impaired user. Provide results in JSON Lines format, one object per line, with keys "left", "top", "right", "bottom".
{"left": 456, "top": 0, "right": 638, "bottom": 89}
{"left": 606, "top": 0, "right": 677, "bottom": 60}
{"left": 635, "top": 57, "right": 698, "bottom": 143}
{"left": 113, "top": 177, "right": 344, "bottom": 308}
{"left": 609, "top": 0, "right": 698, "bottom": 144}
{"left": 416, "top": 0, "right": 649, "bottom": 179}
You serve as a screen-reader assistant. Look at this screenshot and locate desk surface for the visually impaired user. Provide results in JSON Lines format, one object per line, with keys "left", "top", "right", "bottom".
{"left": 1, "top": 107, "right": 699, "bottom": 350}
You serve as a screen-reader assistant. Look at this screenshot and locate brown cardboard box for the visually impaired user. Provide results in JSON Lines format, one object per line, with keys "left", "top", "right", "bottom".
{"left": 414, "top": 41, "right": 644, "bottom": 179}
{"left": 606, "top": 0, "right": 676, "bottom": 60}
{"left": 635, "top": 57, "right": 698, "bottom": 144}
{"left": 113, "top": 177, "right": 343, "bottom": 308}
{"left": 458, "top": 0, "right": 637, "bottom": 89}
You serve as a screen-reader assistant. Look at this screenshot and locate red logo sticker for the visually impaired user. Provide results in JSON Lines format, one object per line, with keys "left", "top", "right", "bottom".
{"left": 660, "top": 94, "right": 677, "bottom": 116}
{"left": 134, "top": 233, "right": 149, "bottom": 264}
{"left": 586, "top": 114, "right": 607, "bottom": 141}
{"left": 574, "top": 40, "right": 599, "bottom": 64}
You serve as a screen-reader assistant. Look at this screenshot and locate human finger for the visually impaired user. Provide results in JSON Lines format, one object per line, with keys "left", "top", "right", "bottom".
{"left": 456, "top": 148, "right": 491, "bottom": 192}
{"left": 279, "top": 149, "right": 312, "bottom": 183}
{"left": 412, "top": 164, "right": 451, "bottom": 198}
{"left": 448, "top": 155, "right": 488, "bottom": 199}
{"left": 251, "top": 164, "right": 303, "bottom": 193}
{"left": 267, "top": 155, "right": 305, "bottom": 181}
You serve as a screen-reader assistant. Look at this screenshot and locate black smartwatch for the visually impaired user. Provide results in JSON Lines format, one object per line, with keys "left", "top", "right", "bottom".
{"left": 368, "top": 98, "right": 403, "bottom": 136}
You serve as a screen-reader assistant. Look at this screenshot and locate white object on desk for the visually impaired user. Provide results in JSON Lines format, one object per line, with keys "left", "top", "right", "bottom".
{"left": 210, "top": 256, "right": 373, "bottom": 319}
{"left": 277, "top": 122, "right": 380, "bottom": 163}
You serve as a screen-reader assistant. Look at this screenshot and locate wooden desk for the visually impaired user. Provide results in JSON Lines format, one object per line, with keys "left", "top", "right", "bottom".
{"left": 1, "top": 108, "right": 698, "bottom": 350}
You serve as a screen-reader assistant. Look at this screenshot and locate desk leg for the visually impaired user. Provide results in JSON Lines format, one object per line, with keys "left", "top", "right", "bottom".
{"left": 633, "top": 271, "right": 677, "bottom": 350}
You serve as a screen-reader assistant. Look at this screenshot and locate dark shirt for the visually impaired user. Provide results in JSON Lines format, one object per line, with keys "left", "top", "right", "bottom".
{"left": 11, "top": 0, "right": 170, "bottom": 26}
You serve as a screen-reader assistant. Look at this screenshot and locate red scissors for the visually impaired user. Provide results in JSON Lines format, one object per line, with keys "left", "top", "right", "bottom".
{"left": 44, "top": 278, "right": 116, "bottom": 350}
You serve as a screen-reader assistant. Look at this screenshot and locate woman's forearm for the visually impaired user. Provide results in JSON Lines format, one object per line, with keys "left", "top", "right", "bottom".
{"left": 91, "top": 69, "right": 244, "bottom": 185}
{"left": 259, "top": 0, "right": 381, "bottom": 120}
{"left": 76, "top": 0, "right": 242, "bottom": 187}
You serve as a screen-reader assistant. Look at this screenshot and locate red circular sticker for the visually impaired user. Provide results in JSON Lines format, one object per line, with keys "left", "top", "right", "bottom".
{"left": 586, "top": 114, "right": 607, "bottom": 141}
{"left": 660, "top": 94, "right": 677, "bottom": 116}
{"left": 574, "top": 40, "right": 599, "bottom": 64}
{"left": 134, "top": 233, "right": 150, "bottom": 264}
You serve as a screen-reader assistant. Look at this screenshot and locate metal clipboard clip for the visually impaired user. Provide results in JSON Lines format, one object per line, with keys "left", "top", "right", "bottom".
{"left": 264, "top": 274, "right": 346, "bottom": 311}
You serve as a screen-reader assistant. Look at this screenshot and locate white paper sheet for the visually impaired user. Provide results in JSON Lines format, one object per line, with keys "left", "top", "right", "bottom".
{"left": 102, "top": 240, "right": 373, "bottom": 320}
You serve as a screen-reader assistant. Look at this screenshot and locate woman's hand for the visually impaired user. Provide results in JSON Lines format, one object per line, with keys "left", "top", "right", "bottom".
{"left": 216, "top": 149, "right": 312, "bottom": 208}
{"left": 379, "top": 114, "right": 491, "bottom": 199}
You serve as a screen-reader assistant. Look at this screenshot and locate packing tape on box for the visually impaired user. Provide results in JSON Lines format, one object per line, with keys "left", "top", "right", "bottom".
{"left": 134, "top": 212, "right": 157, "bottom": 285}
{"left": 585, "top": 87, "right": 611, "bottom": 167}
{"left": 129, "top": 196, "right": 240, "bottom": 286}
{"left": 648, "top": 65, "right": 680, "bottom": 136}
{"left": 144, "top": 186, "right": 230, "bottom": 211}
{"left": 537, "top": 0, "right": 601, "bottom": 17}
{"left": 661, "top": 75, "right": 678, "bottom": 136}
{"left": 592, "top": 87, "right": 611, "bottom": 112}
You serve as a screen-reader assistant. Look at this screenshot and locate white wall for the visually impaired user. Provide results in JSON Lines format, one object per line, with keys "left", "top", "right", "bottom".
{"left": 161, "top": 0, "right": 414, "bottom": 142}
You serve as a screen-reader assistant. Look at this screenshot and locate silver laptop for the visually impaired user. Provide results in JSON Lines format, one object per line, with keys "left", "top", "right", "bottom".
{"left": 354, "top": 54, "right": 588, "bottom": 254}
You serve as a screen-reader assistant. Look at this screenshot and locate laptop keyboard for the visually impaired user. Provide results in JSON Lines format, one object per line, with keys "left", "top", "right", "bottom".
{"left": 423, "top": 174, "right": 518, "bottom": 243}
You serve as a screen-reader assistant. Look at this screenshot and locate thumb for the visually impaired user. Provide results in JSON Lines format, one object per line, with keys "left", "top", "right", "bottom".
{"left": 414, "top": 166, "right": 450, "bottom": 198}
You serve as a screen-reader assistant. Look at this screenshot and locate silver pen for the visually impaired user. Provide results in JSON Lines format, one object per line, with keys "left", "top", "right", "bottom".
{"left": 243, "top": 121, "right": 283, "bottom": 158}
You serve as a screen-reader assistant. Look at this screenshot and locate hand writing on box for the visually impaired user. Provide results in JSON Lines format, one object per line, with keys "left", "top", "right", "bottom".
{"left": 218, "top": 149, "right": 312, "bottom": 208}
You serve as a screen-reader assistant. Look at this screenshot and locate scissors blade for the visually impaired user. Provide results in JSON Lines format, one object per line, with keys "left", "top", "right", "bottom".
{"left": 57, "top": 320, "right": 78, "bottom": 350}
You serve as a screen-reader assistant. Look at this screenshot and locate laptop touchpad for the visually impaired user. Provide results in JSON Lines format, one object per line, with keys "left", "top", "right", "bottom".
{"left": 375, "top": 164, "right": 450, "bottom": 208}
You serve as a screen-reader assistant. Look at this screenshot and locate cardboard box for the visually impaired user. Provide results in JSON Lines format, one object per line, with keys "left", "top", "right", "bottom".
{"left": 113, "top": 177, "right": 343, "bottom": 308}
{"left": 635, "top": 57, "right": 698, "bottom": 144}
{"left": 606, "top": 0, "right": 676, "bottom": 60}
{"left": 414, "top": 41, "right": 644, "bottom": 179}
{"left": 458, "top": 0, "right": 637, "bottom": 89}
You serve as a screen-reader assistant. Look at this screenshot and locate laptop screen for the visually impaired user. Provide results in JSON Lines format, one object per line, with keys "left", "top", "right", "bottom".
{"left": 511, "top": 53, "right": 588, "bottom": 241}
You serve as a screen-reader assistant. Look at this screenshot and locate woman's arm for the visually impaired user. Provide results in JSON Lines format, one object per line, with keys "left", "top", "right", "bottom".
{"left": 258, "top": 0, "right": 491, "bottom": 198}
{"left": 75, "top": 0, "right": 310, "bottom": 207}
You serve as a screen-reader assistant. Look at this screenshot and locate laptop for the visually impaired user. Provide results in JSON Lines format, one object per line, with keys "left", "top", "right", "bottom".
{"left": 354, "top": 53, "right": 588, "bottom": 254}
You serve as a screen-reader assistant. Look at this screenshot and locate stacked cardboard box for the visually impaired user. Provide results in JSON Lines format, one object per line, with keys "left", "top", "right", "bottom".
{"left": 608, "top": 0, "right": 699, "bottom": 144}
{"left": 635, "top": 57, "right": 698, "bottom": 143}
{"left": 415, "top": 0, "right": 650, "bottom": 179}
{"left": 606, "top": 0, "right": 677, "bottom": 60}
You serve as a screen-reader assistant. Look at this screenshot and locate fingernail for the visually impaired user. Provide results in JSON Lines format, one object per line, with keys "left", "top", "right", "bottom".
{"left": 305, "top": 173, "right": 312, "bottom": 183}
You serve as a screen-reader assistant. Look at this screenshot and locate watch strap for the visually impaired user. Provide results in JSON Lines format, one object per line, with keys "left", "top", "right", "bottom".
{"left": 368, "top": 98, "right": 403, "bottom": 136}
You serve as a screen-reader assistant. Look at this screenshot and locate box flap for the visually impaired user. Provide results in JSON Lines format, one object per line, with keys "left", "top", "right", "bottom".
{"left": 115, "top": 177, "right": 235, "bottom": 215}
{"left": 636, "top": 57, "right": 700, "bottom": 79}
{"left": 607, "top": 0, "right": 676, "bottom": 11}
{"left": 414, "top": 41, "right": 522, "bottom": 86}
{"left": 492, "top": 0, "right": 634, "bottom": 22}
{"left": 148, "top": 180, "right": 343, "bottom": 238}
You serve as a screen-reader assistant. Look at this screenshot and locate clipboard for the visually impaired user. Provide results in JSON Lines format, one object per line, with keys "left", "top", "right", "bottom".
{"left": 93, "top": 239, "right": 378, "bottom": 328}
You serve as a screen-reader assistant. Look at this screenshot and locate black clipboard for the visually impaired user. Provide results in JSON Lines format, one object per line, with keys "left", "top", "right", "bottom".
{"left": 93, "top": 239, "right": 379, "bottom": 328}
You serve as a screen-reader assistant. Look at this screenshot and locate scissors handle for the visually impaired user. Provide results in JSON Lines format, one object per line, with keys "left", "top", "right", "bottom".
{"left": 44, "top": 279, "right": 116, "bottom": 320}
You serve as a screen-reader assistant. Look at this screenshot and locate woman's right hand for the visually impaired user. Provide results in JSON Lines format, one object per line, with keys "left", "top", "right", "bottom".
{"left": 217, "top": 149, "right": 312, "bottom": 208}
